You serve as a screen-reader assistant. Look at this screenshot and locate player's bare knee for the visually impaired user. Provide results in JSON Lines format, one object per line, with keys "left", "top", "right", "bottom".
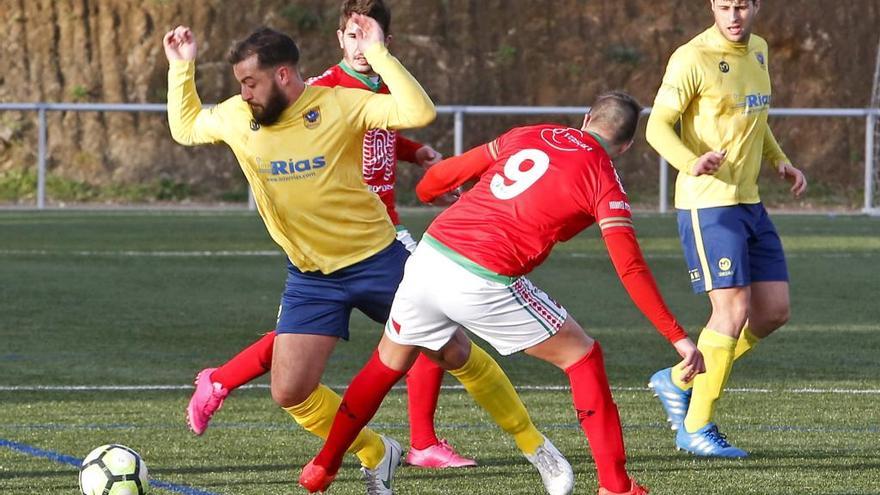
{"left": 766, "top": 305, "right": 790, "bottom": 331}
{"left": 271, "top": 382, "right": 313, "bottom": 408}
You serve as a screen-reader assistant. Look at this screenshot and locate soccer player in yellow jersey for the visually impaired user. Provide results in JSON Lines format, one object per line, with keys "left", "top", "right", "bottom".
{"left": 164, "top": 15, "right": 549, "bottom": 493}
{"left": 645, "top": 0, "right": 807, "bottom": 458}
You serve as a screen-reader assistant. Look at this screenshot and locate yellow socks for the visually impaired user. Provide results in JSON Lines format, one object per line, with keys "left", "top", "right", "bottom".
{"left": 683, "top": 329, "right": 737, "bottom": 433}
{"left": 282, "top": 383, "right": 385, "bottom": 469}
{"left": 449, "top": 342, "right": 544, "bottom": 455}
{"left": 733, "top": 325, "right": 760, "bottom": 360}
{"left": 671, "top": 325, "right": 761, "bottom": 392}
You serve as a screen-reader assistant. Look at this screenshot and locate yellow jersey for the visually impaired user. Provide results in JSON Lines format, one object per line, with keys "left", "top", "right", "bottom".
{"left": 647, "top": 26, "right": 789, "bottom": 209}
{"left": 167, "top": 44, "right": 435, "bottom": 273}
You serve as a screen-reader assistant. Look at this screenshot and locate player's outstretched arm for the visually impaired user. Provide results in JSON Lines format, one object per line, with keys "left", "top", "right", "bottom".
{"left": 164, "top": 26, "right": 225, "bottom": 146}
{"left": 602, "top": 229, "right": 705, "bottom": 381}
{"left": 416, "top": 144, "right": 493, "bottom": 204}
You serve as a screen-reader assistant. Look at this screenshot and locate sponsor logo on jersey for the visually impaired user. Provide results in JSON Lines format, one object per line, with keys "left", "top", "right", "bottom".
{"left": 689, "top": 269, "right": 702, "bottom": 282}
{"left": 719, "top": 61, "right": 730, "bottom": 73}
{"left": 734, "top": 92, "right": 771, "bottom": 114}
{"left": 369, "top": 184, "right": 395, "bottom": 193}
{"left": 250, "top": 119, "right": 260, "bottom": 131}
{"left": 540, "top": 127, "right": 593, "bottom": 152}
{"left": 609, "top": 200, "right": 631, "bottom": 211}
{"left": 303, "top": 107, "right": 321, "bottom": 129}
{"left": 257, "top": 156, "right": 326, "bottom": 182}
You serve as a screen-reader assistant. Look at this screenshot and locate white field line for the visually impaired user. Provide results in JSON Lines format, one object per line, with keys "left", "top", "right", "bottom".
{"left": 1, "top": 384, "right": 878, "bottom": 394}
{"left": 0, "top": 249, "right": 873, "bottom": 259}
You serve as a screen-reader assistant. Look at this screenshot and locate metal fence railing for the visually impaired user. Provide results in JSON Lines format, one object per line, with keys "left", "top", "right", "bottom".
{"left": 2, "top": 103, "right": 879, "bottom": 214}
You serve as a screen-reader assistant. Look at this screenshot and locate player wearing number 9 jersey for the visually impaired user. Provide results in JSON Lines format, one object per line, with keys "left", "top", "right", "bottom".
{"left": 299, "top": 92, "right": 704, "bottom": 495}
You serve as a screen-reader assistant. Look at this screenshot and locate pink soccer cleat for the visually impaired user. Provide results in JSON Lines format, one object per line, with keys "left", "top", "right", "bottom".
{"left": 299, "top": 459, "right": 336, "bottom": 493}
{"left": 185, "top": 368, "right": 229, "bottom": 436}
{"left": 405, "top": 439, "right": 477, "bottom": 468}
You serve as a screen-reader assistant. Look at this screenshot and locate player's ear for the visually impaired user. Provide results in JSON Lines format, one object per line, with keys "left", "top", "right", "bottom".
{"left": 384, "top": 34, "right": 393, "bottom": 46}
{"left": 276, "top": 65, "right": 295, "bottom": 86}
{"left": 618, "top": 139, "right": 634, "bottom": 157}
{"left": 337, "top": 29, "right": 345, "bottom": 49}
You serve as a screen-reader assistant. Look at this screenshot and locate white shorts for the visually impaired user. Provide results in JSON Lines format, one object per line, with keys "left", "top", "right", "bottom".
{"left": 384, "top": 241, "right": 568, "bottom": 355}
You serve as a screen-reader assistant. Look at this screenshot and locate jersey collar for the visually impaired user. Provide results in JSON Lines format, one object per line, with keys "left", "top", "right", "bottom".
{"left": 338, "top": 60, "right": 383, "bottom": 92}
{"left": 587, "top": 131, "right": 613, "bottom": 156}
{"left": 707, "top": 25, "right": 750, "bottom": 54}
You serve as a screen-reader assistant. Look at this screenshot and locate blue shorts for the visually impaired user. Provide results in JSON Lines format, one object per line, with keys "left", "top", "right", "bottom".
{"left": 276, "top": 240, "right": 409, "bottom": 339}
{"left": 677, "top": 203, "right": 788, "bottom": 293}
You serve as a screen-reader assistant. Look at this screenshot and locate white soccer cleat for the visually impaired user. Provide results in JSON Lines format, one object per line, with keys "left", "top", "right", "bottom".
{"left": 360, "top": 435, "right": 402, "bottom": 495}
{"left": 523, "top": 436, "right": 575, "bottom": 495}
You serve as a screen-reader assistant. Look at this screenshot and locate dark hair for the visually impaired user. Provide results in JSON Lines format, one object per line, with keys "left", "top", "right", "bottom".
{"left": 588, "top": 91, "right": 643, "bottom": 145}
{"left": 227, "top": 27, "right": 300, "bottom": 68}
{"left": 339, "top": 0, "right": 391, "bottom": 35}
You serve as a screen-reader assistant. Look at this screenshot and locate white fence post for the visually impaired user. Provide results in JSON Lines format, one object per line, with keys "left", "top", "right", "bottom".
{"left": 454, "top": 109, "right": 464, "bottom": 156}
{"left": 866, "top": 113, "right": 876, "bottom": 213}
{"left": 659, "top": 157, "right": 669, "bottom": 214}
{"left": 37, "top": 106, "right": 47, "bottom": 210}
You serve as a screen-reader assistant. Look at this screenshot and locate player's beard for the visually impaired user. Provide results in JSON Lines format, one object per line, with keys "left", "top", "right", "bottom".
{"left": 249, "top": 83, "right": 289, "bottom": 126}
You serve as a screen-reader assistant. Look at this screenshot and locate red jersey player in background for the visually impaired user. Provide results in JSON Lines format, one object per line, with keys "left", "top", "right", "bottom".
{"left": 185, "top": 0, "right": 475, "bottom": 470}
{"left": 299, "top": 92, "right": 705, "bottom": 495}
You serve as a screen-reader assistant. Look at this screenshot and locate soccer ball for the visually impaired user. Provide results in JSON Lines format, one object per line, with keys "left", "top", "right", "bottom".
{"left": 79, "top": 444, "right": 149, "bottom": 495}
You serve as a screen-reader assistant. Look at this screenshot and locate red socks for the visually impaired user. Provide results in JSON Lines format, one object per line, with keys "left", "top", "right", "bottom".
{"left": 564, "top": 342, "right": 630, "bottom": 493}
{"left": 405, "top": 354, "right": 444, "bottom": 449}
{"left": 314, "top": 351, "right": 406, "bottom": 474}
{"left": 210, "top": 331, "right": 275, "bottom": 390}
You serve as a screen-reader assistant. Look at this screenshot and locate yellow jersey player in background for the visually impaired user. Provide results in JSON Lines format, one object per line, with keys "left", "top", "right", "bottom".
{"left": 645, "top": 0, "right": 807, "bottom": 459}
{"left": 164, "top": 14, "right": 544, "bottom": 494}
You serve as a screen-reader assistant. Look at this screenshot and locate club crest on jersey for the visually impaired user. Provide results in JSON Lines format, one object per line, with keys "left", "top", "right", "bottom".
{"left": 755, "top": 52, "right": 766, "bottom": 68}
{"left": 303, "top": 107, "right": 321, "bottom": 129}
{"left": 540, "top": 128, "right": 592, "bottom": 152}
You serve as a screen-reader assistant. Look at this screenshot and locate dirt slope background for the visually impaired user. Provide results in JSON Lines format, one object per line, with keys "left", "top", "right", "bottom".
{"left": 1, "top": 0, "right": 878, "bottom": 208}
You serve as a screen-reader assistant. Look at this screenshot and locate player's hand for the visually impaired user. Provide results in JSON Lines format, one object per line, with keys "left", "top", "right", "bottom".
{"left": 691, "top": 150, "right": 726, "bottom": 176}
{"left": 777, "top": 162, "right": 807, "bottom": 198}
{"left": 350, "top": 13, "right": 385, "bottom": 55}
{"left": 415, "top": 145, "right": 443, "bottom": 168}
{"left": 430, "top": 188, "right": 462, "bottom": 207}
{"left": 672, "top": 338, "right": 705, "bottom": 384}
{"left": 163, "top": 26, "right": 198, "bottom": 62}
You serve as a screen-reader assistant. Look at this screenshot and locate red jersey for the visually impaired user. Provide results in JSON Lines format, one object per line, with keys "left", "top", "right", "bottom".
{"left": 307, "top": 63, "right": 424, "bottom": 225}
{"left": 418, "top": 124, "right": 688, "bottom": 344}
{"left": 427, "top": 124, "right": 633, "bottom": 277}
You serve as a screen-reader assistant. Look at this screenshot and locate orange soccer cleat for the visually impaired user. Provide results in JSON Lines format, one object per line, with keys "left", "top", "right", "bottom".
{"left": 598, "top": 478, "right": 649, "bottom": 495}
{"left": 299, "top": 459, "right": 336, "bottom": 493}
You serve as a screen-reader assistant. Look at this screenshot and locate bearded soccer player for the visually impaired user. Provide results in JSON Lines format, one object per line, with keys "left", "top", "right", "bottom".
{"left": 182, "top": 0, "right": 474, "bottom": 470}
{"left": 165, "top": 17, "right": 518, "bottom": 494}
{"left": 299, "top": 92, "right": 705, "bottom": 495}
{"left": 645, "top": 0, "right": 807, "bottom": 458}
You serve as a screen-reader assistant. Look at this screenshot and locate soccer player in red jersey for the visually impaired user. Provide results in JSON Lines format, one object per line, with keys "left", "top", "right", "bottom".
{"left": 184, "top": 0, "right": 475, "bottom": 470}
{"left": 299, "top": 92, "right": 705, "bottom": 495}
